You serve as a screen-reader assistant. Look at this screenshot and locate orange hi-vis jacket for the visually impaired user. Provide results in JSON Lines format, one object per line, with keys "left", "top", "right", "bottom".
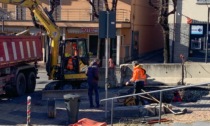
{"left": 74, "top": 48, "right": 78, "bottom": 56}
{"left": 130, "top": 65, "right": 146, "bottom": 82}
{"left": 67, "top": 58, "right": 73, "bottom": 70}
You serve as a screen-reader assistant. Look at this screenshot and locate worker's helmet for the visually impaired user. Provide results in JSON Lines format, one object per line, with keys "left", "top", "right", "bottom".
{"left": 132, "top": 61, "right": 139, "bottom": 66}
{"left": 72, "top": 43, "right": 77, "bottom": 49}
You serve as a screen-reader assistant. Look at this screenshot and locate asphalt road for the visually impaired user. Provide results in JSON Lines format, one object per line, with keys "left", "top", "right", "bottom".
{"left": 1, "top": 68, "right": 210, "bottom": 126}
{"left": 0, "top": 70, "right": 69, "bottom": 125}
{"left": 0, "top": 69, "right": 113, "bottom": 125}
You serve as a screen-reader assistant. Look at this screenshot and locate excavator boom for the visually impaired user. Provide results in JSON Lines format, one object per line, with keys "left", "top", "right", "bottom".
{"left": 0, "top": 0, "right": 90, "bottom": 112}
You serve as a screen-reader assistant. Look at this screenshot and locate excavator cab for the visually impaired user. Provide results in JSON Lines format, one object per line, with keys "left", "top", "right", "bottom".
{"left": 58, "top": 38, "right": 89, "bottom": 81}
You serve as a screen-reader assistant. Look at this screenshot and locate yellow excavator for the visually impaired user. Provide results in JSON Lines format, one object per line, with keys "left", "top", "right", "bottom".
{"left": 0, "top": 0, "right": 89, "bottom": 91}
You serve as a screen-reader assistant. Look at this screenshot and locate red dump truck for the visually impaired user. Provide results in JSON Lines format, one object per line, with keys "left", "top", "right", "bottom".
{"left": 0, "top": 35, "right": 42, "bottom": 96}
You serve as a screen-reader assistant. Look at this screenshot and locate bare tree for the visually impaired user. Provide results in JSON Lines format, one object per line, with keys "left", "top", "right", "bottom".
{"left": 86, "top": 0, "right": 118, "bottom": 17}
{"left": 86, "top": 0, "right": 118, "bottom": 59}
{"left": 149, "top": 0, "right": 177, "bottom": 63}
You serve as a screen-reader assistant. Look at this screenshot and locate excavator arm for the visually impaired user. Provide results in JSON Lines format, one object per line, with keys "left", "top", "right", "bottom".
{"left": 0, "top": 0, "right": 60, "bottom": 79}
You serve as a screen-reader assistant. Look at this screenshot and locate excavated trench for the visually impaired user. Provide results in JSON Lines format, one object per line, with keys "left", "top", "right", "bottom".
{"left": 143, "top": 86, "right": 210, "bottom": 103}
{"left": 111, "top": 86, "right": 210, "bottom": 125}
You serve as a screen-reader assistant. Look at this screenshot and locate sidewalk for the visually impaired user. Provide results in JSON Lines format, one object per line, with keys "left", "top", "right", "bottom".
{"left": 31, "top": 83, "right": 210, "bottom": 126}
{"left": 80, "top": 87, "right": 210, "bottom": 125}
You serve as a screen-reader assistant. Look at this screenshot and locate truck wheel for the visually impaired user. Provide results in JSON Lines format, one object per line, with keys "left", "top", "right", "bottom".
{"left": 26, "top": 72, "right": 36, "bottom": 93}
{"left": 15, "top": 73, "right": 26, "bottom": 96}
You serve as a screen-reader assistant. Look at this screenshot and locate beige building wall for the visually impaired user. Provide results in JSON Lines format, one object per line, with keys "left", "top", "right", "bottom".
{"left": 120, "top": 28, "right": 131, "bottom": 60}
{"left": 0, "top": 0, "right": 132, "bottom": 64}
{"left": 169, "top": 0, "right": 208, "bottom": 24}
{"left": 117, "top": 0, "right": 132, "bottom": 60}
{"left": 168, "top": 0, "right": 210, "bottom": 63}
{"left": 116, "top": 0, "right": 131, "bottom": 21}
{"left": 107, "top": 0, "right": 131, "bottom": 10}
{"left": 61, "top": 0, "right": 91, "bottom": 21}
{"left": 131, "top": 0, "right": 164, "bottom": 54}
{"left": 0, "top": 0, "right": 166, "bottom": 63}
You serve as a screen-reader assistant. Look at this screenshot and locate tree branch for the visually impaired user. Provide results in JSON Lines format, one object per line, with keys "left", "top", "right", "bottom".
{"left": 111, "top": 0, "right": 118, "bottom": 11}
{"left": 148, "top": 0, "right": 159, "bottom": 10}
{"left": 86, "top": 0, "right": 99, "bottom": 18}
{"left": 167, "top": 0, "right": 177, "bottom": 16}
{"left": 104, "top": 0, "right": 110, "bottom": 11}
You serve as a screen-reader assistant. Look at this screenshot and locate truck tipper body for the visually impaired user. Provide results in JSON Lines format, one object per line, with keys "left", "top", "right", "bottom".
{"left": 0, "top": 36, "right": 42, "bottom": 96}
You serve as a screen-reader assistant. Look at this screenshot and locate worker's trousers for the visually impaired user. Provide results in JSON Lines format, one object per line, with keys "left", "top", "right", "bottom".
{"left": 134, "top": 81, "right": 145, "bottom": 105}
{"left": 88, "top": 83, "right": 99, "bottom": 107}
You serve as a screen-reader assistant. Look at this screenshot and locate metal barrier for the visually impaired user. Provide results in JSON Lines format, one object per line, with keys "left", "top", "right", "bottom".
{"left": 100, "top": 82, "right": 210, "bottom": 126}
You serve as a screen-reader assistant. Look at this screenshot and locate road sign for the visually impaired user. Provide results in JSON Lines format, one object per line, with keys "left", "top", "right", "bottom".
{"left": 99, "top": 11, "right": 116, "bottom": 38}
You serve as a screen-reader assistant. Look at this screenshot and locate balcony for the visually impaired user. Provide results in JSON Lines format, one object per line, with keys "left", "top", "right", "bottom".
{"left": 0, "top": 8, "right": 131, "bottom": 28}
{"left": 1, "top": 9, "right": 130, "bottom": 22}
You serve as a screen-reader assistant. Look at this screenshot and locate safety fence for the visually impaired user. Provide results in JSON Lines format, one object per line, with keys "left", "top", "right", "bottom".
{"left": 100, "top": 82, "right": 210, "bottom": 126}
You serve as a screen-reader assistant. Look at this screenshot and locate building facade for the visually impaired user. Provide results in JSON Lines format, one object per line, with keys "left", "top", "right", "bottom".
{"left": 169, "top": 0, "right": 210, "bottom": 63}
{"left": 131, "top": 0, "right": 164, "bottom": 57}
{"left": 0, "top": 0, "right": 164, "bottom": 65}
{"left": 0, "top": 0, "right": 131, "bottom": 65}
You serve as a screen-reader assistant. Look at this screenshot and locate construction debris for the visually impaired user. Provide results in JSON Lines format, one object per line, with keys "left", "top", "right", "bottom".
{"left": 141, "top": 89, "right": 187, "bottom": 115}
{"left": 147, "top": 118, "right": 171, "bottom": 124}
{"left": 69, "top": 118, "right": 107, "bottom": 126}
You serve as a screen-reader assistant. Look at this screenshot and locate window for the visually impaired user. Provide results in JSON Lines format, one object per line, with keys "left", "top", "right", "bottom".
{"left": 78, "top": 40, "right": 87, "bottom": 57}
{"left": 65, "top": 40, "right": 87, "bottom": 58}
{"left": 16, "top": 5, "right": 23, "bottom": 20}
{"left": 189, "top": 24, "right": 208, "bottom": 58}
{"left": 2, "top": 4, "right": 7, "bottom": 11}
{"left": 191, "top": 38, "right": 202, "bottom": 50}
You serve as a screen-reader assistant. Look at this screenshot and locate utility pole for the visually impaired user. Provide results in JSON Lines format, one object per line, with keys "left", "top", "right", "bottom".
{"left": 99, "top": 11, "right": 116, "bottom": 120}
{"left": 205, "top": 7, "right": 210, "bottom": 63}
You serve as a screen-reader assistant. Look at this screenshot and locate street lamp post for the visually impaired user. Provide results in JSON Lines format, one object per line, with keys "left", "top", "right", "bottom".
{"left": 205, "top": 8, "right": 210, "bottom": 63}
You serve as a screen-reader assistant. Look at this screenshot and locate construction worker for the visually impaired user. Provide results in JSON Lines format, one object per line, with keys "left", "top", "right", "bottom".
{"left": 126, "top": 61, "right": 147, "bottom": 105}
{"left": 66, "top": 43, "right": 79, "bottom": 72}
{"left": 73, "top": 44, "right": 78, "bottom": 57}
{"left": 65, "top": 42, "right": 73, "bottom": 57}
{"left": 108, "top": 58, "right": 116, "bottom": 87}
{"left": 86, "top": 59, "right": 100, "bottom": 108}
{"left": 72, "top": 44, "right": 79, "bottom": 73}
{"left": 108, "top": 58, "right": 115, "bottom": 68}
{"left": 66, "top": 58, "right": 74, "bottom": 70}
